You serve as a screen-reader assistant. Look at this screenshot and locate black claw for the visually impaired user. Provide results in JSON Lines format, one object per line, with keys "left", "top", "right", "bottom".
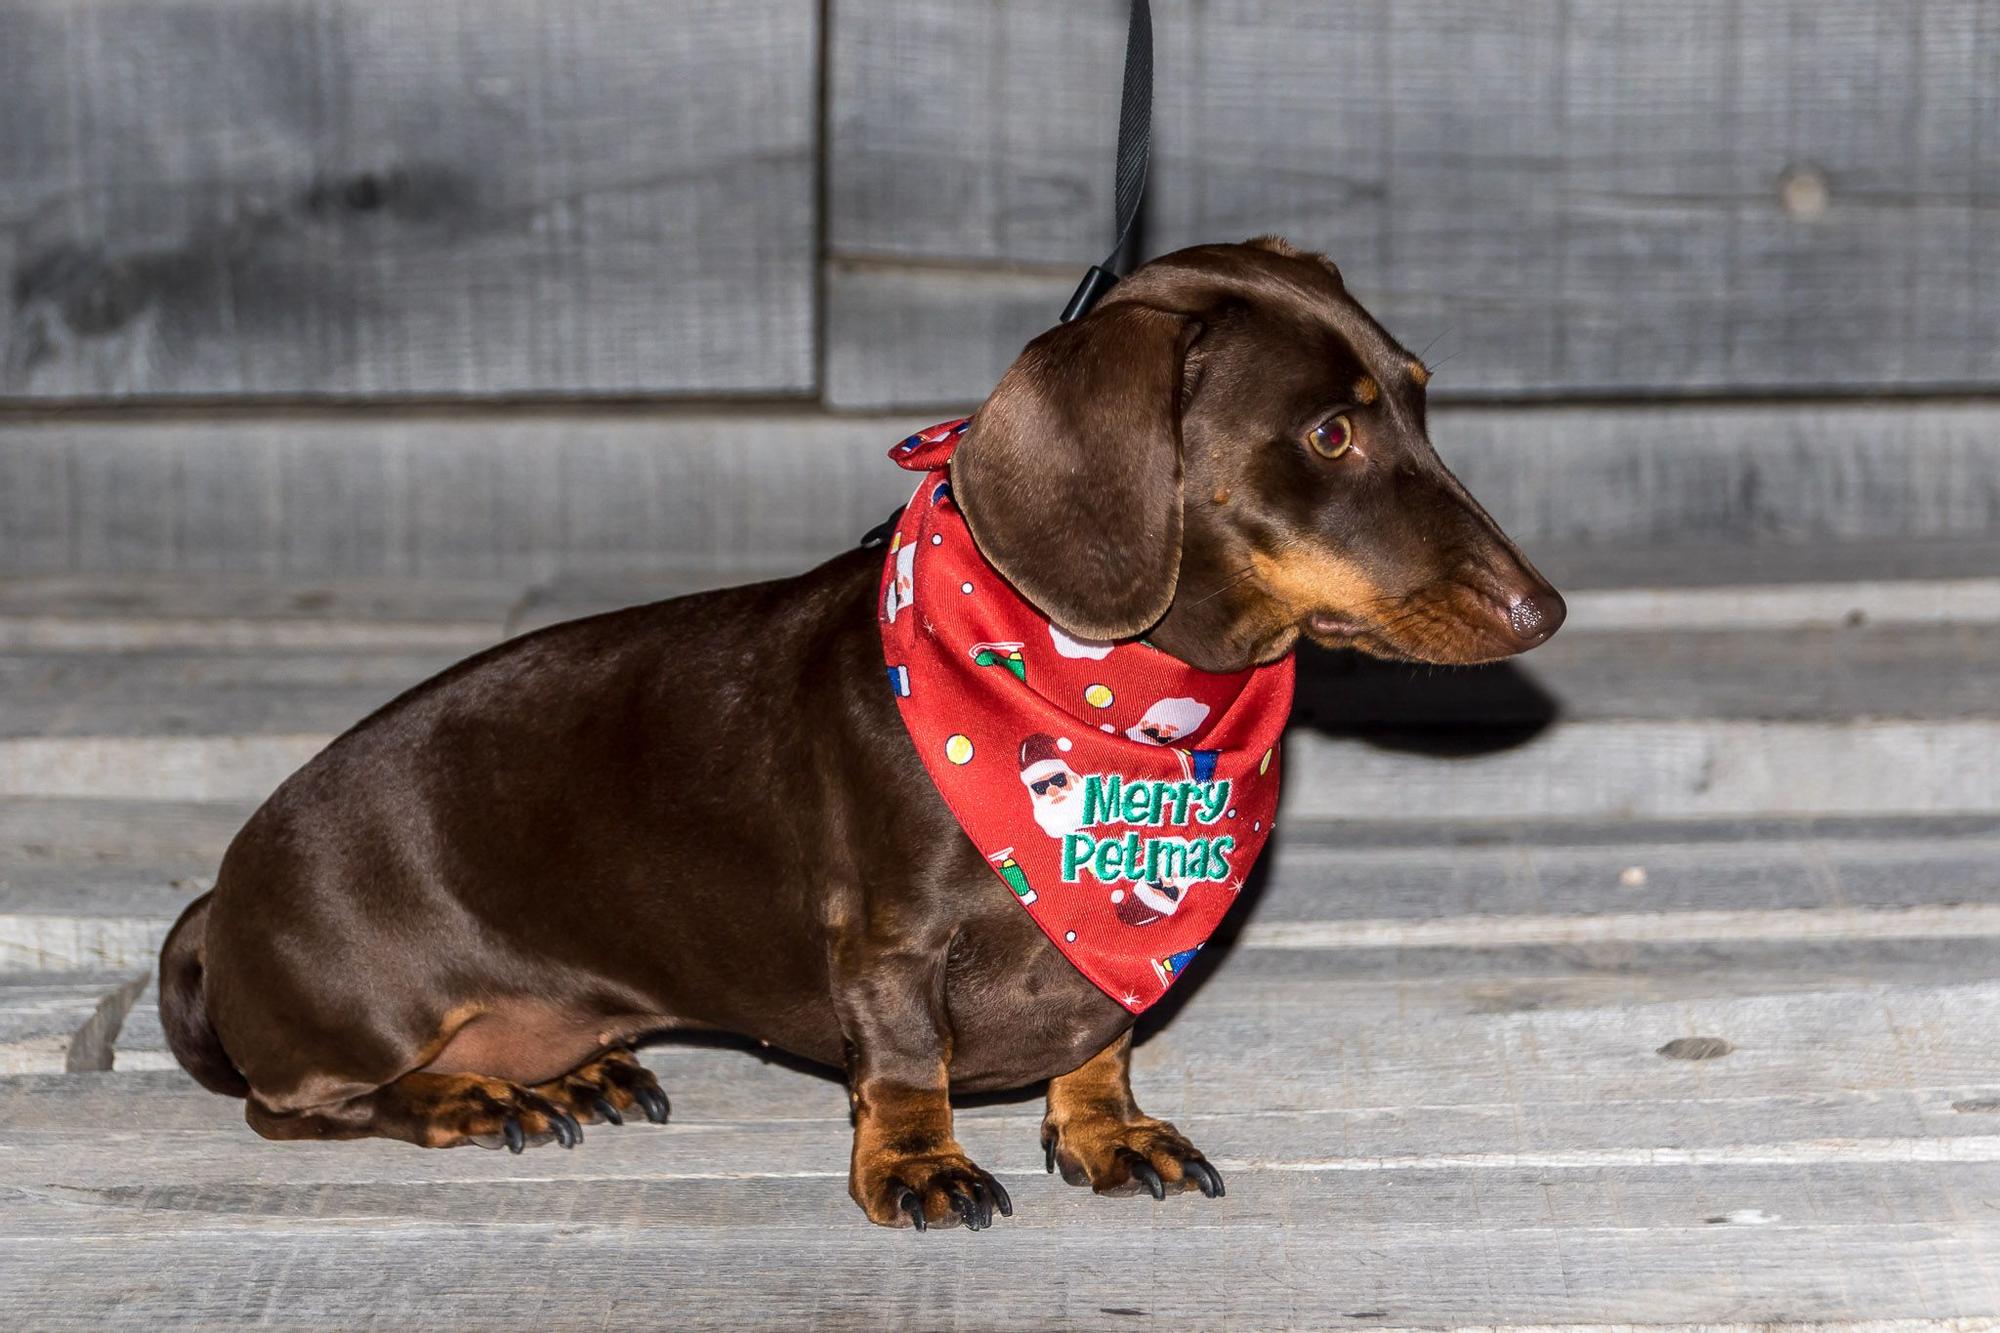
{"left": 948, "top": 1188, "right": 978, "bottom": 1230}
{"left": 988, "top": 1175, "right": 1014, "bottom": 1218}
{"left": 1043, "top": 1136, "right": 1057, "bottom": 1173}
{"left": 559, "top": 1111, "right": 582, "bottom": 1148}
{"left": 593, "top": 1096, "right": 623, "bottom": 1126}
{"left": 898, "top": 1187, "right": 926, "bottom": 1232}
{"left": 503, "top": 1117, "right": 525, "bottom": 1154}
{"left": 638, "top": 1086, "right": 669, "bottom": 1124}
{"left": 1186, "top": 1157, "right": 1221, "bottom": 1199}
{"left": 1131, "top": 1158, "right": 1166, "bottom": 1201}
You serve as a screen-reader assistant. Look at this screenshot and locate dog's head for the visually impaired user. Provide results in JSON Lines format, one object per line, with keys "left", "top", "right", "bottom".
{"left": 952, "top": 237, "right": 1564, "bottom": 673}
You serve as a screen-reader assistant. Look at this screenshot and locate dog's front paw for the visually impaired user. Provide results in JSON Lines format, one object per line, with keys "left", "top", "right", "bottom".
{"left": 1041, "top": 1113, "right": 1225, "bottom": 1200}
{"left": 852, "top": 1148, "right": 1014, "bottom": 1231}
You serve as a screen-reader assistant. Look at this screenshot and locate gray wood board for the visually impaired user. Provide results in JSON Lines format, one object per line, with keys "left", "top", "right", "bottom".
{"left": 0, "top": 969, "right": 144, "bottom": 1073}
{"left": 0, "top": 0, "right": 818, "bottom": 398}
{"left": 4, "top": 620, "right": 1995, "bottom": 742}
{"left": 15, "top": 809, "right": 1996, "bottom": 976}
{"left": 7, "top": 721, "right": 2000, "bottom": 820}
{"left": 9, "top": 979, "right": 2000, "bottom": 1323}
{"left": 6, "top": 400, "right": 2000, "bottom": 580}
{"left": 827, "top": 0, "right": 2000, "bottom": 405}
{"left": 0, "top": 1176, "right": 1992, "bottom": 1326}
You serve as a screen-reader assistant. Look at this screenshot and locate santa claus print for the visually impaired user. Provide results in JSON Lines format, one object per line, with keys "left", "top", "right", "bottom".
{"left": 1127, "top": 696, "right": 1212, "bottom": 746}
{"left": 884, "top": 532, "right": 917, "bottom": 623}
{"left": 1111, "top": 878, "right": 1190, "bottom": 927}
{"left": 1018, "top": 733, "right": 1087, "bottom": 838}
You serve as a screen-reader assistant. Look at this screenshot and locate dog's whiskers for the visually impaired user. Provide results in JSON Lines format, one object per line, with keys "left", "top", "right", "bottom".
{"left": 1185, "top": 565, "right": 1258, "bottom": 610}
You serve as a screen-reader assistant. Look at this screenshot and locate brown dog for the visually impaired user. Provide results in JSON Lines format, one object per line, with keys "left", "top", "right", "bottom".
{"left": 158, "top": 237, "right": 1562, "bottom": 1229}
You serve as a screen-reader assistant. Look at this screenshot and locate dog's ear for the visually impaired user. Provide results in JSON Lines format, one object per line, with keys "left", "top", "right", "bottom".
{"left": 952, "top": 302, "right": 1201, "bottom": 641}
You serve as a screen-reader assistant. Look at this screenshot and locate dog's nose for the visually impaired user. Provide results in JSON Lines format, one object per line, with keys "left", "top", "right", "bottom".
{"left": 1503, "top": 586, "right": 1566, "bottom": 646}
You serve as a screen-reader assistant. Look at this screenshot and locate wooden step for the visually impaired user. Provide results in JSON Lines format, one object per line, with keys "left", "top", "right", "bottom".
{"left": 0, "top": 970, "right": 146, "bottom": 1074}
{"left": 2, "top": 603, "right": 1995, "bottom": 816}
{"left": 1, "top": 811, "right": 1980, "bottom": 1068}
{"left": 10, "top": 977, "right": 2000, "bottom": 1324}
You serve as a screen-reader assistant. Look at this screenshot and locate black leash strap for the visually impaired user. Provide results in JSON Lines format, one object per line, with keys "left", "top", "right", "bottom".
{"left": 1060, "top": 0, "right": 1153, "bottom": 322}
{"left": 863, "top": 0, "right": 1154, "bottom": 548}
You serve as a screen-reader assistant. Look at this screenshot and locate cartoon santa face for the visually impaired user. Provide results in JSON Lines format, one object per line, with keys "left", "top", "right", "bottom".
{"left": 1019, "top": 732, "right": 1086, "bottom": 838}
{"left": 884, "top": 535, "right": 916, "bottom": 623}
{"left": 1111, "top": 879, "right": 1188, "bottom": 927}
{"left": 1127, "top": 696, "right": 1212, "bottom": 746}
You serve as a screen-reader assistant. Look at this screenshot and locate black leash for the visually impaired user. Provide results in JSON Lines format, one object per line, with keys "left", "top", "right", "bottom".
{"left": 863, "top": 0, "right": 1154, "bottom": 549}
{"left": 1061, "top": 0, "right": 1153, "bottom": 323}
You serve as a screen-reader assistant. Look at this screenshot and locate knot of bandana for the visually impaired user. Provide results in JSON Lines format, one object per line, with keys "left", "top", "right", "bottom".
{"left": 878, "top": 420, "right": 1295, "bottom": 1012}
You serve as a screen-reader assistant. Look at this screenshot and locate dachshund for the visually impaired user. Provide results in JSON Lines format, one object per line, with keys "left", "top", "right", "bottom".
{"left": 159, "top": 237, "right": 1563, "bottom": 1229}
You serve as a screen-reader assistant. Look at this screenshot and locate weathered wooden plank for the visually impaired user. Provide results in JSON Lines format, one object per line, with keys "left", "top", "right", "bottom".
{"left": 5, "top": 619, "right": 1995, "bottom": 742}
{"left": 0, "top": 797, "right": 249, "bottom": 867}
{"left": 1, "top": 1179, "right": 1995, "bottom": 1326}
{"left": 828, "top": 0, "right": 2000, "bottom": 406}
{"left": 1282, "top": 720, "right": 2000, "bottom": 822}
{"left": 0, "top": 0, "right": 817, "bottom": 398}
{"left": 0, "top": 970, "right": 144, "bottom": 1073}
{"left": 8, "top": 714, "right": 1995, "bottom": 818}
{"left": 12, "top": 559, "right": 2000, "bottom": 658}
{"left": 6, "top": 402, "right": 2000, "bottom": 579}
{"left": 14, "top": 806, "right": 1996, "bottom": 969}
{"left": 0, "top": 411, "right": 914, "bottom": 580}
{"left": 72, "top": 977, "right": 2000, "bottom": 1138}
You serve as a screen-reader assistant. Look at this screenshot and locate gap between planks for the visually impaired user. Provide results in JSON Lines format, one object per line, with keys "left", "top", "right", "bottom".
{"left": 1241, "top": 903, "right": 2000, "bottom": 951}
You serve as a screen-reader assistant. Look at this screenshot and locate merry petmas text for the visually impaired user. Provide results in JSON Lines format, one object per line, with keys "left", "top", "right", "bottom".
{"left": 1060, "top": 774, "right": 1236, "bottom": 885}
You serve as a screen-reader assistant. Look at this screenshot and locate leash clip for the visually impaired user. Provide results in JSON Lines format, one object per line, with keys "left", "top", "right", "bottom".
{"left": 1061, "top": 265, "right": 1121, "bottom": 323}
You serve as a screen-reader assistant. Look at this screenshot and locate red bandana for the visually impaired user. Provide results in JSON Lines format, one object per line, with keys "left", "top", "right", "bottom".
{"left": 877, "top": 420, "right": 1295, "bottom": 1012}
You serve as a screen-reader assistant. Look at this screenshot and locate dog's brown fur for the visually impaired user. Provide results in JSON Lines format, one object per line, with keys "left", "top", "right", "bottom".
{"left": 159, "top": 239, "right": 1562, "bottom": 1229}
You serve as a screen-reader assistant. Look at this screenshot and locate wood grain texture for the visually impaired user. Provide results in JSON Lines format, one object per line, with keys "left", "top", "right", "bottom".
{"left": 5, "top": 400, "right": 2000, "bottom": 579}
{"left": 0, "top": 970, "right": 144, "bottom": 1072}
{"left": 9, "top": 979, "right": 2000, "bottom": 1323}
{"left": 827, "top": 0, "right": 2000, "bottom": 406}
{"left": 0, "top": 0, "right": 818, "bottom": 398}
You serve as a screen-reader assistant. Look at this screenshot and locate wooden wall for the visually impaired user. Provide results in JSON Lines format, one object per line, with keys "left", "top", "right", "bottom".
{"left": 1, "top": 0, "right": 1995, "bottom": 408}
{"left": 0, "top": 0, "right": 818, "bottom": 398}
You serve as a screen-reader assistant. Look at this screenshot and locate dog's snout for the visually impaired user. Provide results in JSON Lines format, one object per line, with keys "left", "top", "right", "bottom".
{"left": 1504, "top": 585, "right": 1566, "bottom": 646}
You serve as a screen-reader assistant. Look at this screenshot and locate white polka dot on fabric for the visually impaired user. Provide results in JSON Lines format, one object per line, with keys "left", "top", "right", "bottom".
{"left": 1100, "top": 723, "right": 1115, "bottom": 732}
{"left": 1109, "top": 889, "right": 1125, "bottom": 903}
{"left": 960, "top": 582, "right": 973, "bottom": 594}
{"left": 1064, "top": 931, "right": 1077, "bottom": 942}
{"left": 1056, "top": 736, "right": 1072, "bottom": 752}
{"left": 931, "top": 533, "right": 943, "bottom": 545}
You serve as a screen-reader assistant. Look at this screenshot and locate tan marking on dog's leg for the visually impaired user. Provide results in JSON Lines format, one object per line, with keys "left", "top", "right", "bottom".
{"left": 1042, "top": 1033, "right": 1222, "bottom": 1198}
{"left": 849, "top": 1068, "right": 1009, "bottom": 1229}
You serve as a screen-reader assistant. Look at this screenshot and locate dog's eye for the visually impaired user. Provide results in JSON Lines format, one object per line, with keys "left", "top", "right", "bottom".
{"left": 1307, "top": 413, "right": 1355, "bottom": 459}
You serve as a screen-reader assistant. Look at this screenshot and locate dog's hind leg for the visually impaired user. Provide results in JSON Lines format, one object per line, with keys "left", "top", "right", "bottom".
{"left": 243, "top": 1047, "right": 671, "bottom": 1151}
{"left": 529, "top": 1047, "right": 670, "bottom": 1127}
{"left": 246, "top": 1071, "right": 589, "bottom": 1152}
